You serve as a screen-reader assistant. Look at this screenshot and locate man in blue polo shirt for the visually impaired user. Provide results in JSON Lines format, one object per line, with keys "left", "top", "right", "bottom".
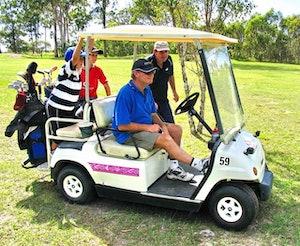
{"left": 112, "top": 59, "right": 209, "bottom": 182}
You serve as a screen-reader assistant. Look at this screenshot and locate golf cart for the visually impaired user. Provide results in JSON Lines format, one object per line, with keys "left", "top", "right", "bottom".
{"left": 45, "top": 25, "right": 273, "bottom": 230}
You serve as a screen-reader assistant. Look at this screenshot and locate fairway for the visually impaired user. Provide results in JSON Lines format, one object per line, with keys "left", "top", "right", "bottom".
{"left": 0, "top": 53, "right": 299, "bottom": 245}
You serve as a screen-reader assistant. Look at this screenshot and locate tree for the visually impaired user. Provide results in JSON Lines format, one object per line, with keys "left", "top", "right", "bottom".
{"left": 225, "top": 21, "right": 246, "bottom": 59}
{"left": 244, "top": 10, "right": 283, "bottom": 61}
{"left": 92, "top": 0, "right": 117, "bottom": 56}
{"left": 283, "top": 15, "right": 300, "bottom": 63}
{"left": 0, "top": 0, "right": 26, "bottom": 53}
{"left": 21, "top": 0, "right": 44, "bottom": 54}
{"left": 45, "top": 0, "right": 91, "bottom": 57}
{"left": 198, "top": 0, "right": 254, "bottom": 32}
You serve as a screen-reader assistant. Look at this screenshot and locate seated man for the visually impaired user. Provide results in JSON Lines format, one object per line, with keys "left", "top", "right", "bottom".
{"left": 112, "top": 59, "right": 209, "bottom": 182}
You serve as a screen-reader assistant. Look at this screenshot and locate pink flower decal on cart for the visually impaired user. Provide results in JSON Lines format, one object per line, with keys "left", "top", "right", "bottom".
{"left": 89, "top": 163, "right": 139, "bottom": 176}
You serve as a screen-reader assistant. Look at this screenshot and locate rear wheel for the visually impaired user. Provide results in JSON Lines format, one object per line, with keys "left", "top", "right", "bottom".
{"left": 208, "top": 184, "right": 259, "bottom": 230}
{"left": 57, "top": 166, "right": 96, "bottom": 204}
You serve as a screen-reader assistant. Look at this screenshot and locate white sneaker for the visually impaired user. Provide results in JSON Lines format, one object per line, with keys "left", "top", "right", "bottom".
{"left": 191, "top": 158, "right": 210, "bottom": 173}
{"left": 167, "top": 165, "right": 194, "bottom": 182}
{"left": 36, "top": 162, "right": 49, "bottom": 171}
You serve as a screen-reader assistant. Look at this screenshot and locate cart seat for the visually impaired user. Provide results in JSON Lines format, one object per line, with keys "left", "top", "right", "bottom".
{"left": 55, "top": 96, "right": 115, "bottom": 138}
{"left": 56, "top": 123, "right": 82, "bottom": 138}
{"left": 96, "top": 134, "right": 158, "bottom": 159}
{"left": 56, "top": 122, "right": 97, "bottom": 138}
{"left": 93, "top": 96, "right": 159, "bottom": 159}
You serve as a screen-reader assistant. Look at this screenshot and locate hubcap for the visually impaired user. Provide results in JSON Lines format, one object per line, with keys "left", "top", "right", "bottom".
{"left": 217, "top": 197, "right": 243, "bottom": 222}
{"left": 63, "top": 175, "right": 83, "bottom": 198}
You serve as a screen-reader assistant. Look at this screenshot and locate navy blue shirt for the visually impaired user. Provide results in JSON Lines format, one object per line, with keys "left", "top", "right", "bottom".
{"left": 147, "top": 55, "right": 174, "bottom": 102}
{"left": 112, "top": 80, "right": 157, "bottom": 144}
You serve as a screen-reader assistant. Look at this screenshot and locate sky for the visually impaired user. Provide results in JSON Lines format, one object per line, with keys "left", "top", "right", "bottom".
{"left": 252, "top": 0, "right": 300, "bottom": 16}
{"left": 1, "top": 0, "right": 300, "bottom": 52}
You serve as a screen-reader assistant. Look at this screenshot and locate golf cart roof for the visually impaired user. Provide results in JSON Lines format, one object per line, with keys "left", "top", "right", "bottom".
{"left": 79, "top": 25, "right": 238, "bottom": 44}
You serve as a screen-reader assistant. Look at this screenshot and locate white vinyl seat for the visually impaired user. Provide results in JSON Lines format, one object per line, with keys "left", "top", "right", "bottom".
{"left": 56, "top": 123, "right": 82, "bottom": 138}
{"left": 93, "top": 96, "right": 159, "bottom": 159}
{"left": 56, "top": 122, "right": 97, "bottom": 138}
{"left": 96, "top": 135, "right": 158, "bottom": 159}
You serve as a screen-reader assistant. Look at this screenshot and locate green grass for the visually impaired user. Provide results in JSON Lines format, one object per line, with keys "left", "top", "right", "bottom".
{"left": 0, "top": 53, "right": 299, "bottom": 245}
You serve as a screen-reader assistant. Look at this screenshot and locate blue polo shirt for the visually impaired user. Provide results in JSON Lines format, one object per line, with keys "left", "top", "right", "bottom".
{"left": 112, "top": 80, "right": 157, "bottom": 144}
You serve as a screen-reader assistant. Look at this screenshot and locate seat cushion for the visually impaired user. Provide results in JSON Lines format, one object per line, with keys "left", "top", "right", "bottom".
{"left": 56, "top": 122, "right": 97, "bottom": 138}
{"left": 93, "top": 96, "right": 116, "bottom": 127}
{"left": 97, "top": 135, "right": 158, "bottom": 159}
{"left": 56, "top": 123, "right": 82, "bottom": 138}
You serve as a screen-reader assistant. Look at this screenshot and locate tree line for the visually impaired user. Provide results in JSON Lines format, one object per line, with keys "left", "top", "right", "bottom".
{"left": 0, "top": 0, "right": 299, "bottom": 64}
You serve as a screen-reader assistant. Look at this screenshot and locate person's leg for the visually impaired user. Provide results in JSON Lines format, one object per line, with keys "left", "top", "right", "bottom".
{"left": 154, "top": 132, "right": 193, "bottom": 165}
{"left": 46, "top": 104, "right": 74, "bottom": 150}
{"left": 166, "top": 123, "right": 182, "bottom": 146}
{"left": 45, "top": 104, "right": 59, "bottom": 150}
{"left": 125, "top": 131, "right": 194, "bottom": 181}
{"left": 125, "top": 131, "right": 208, "bottom": 173}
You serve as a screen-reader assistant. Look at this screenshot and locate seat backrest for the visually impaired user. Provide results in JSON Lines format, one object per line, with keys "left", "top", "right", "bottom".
{"left": 92, "top": 96, "right": 116, "bottom": 127}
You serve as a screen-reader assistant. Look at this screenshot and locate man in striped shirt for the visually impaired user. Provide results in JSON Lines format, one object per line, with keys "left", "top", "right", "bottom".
{"left": 46, "top": 37, "right": 87, "bottom": 149}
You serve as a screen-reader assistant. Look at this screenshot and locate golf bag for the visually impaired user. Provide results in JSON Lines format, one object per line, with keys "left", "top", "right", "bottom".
{"left": 5, "top": 62, "right": 48, "bottom": 168}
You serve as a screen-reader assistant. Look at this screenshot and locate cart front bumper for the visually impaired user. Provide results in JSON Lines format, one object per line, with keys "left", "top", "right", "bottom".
{"left": 259, "top": 169, "right": 273, "bottom": 201}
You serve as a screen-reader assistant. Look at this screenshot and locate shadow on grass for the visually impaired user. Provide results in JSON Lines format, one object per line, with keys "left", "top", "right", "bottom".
{"left": 233, "top": 62, "right": 300, "bottom": 72}
{"left": 16, "top": 178, "right": 215, "bottom": 244}
{"left": 16, "top": 167, "right": 298, "bottom": 245}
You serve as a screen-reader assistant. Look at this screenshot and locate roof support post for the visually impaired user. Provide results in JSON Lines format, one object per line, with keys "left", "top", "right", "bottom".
{"left": 193, "top": 40, "right": 208, "bottom": 135}
{"left": 83, "top": 36, "right": 91, "bottom": 121}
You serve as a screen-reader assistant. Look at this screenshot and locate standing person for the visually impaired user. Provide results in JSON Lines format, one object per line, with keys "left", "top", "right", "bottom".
{"left": 147, "top": 41, "right": 179, "bottom": 123}
{"left": 79, "top": 46, "right": 111, "bottom": 100}
{"left": 112, "top": 59, "right": 209, "bottom": 182}
{"left": 46, "top": 37, "right": 89, "bottom": 149}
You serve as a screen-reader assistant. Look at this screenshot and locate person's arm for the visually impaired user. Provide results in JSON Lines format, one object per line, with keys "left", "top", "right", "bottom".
{"left": 103, "top": 82, "right": 111, "bottom": 96}
{"left": 152, "top": 113, "right": 169, "bottom": 134}
{"left": 152, "top": 113, "right": 165, "bottom": 127}
{"left": 71, "top": 37, "right": 84, "bottom": 67}
{"left": 97, "top": 68, "right": 111, "bottom": 96}
{"left": 169, "top": 75, "right": 179, "bottom": 102}
{"left": 118, "top": 122, "right": 161, "bottom": 133}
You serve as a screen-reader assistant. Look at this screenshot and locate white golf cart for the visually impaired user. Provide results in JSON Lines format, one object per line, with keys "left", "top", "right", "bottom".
{"left": 45, "top": 25, "right": 273, "bottom": 231}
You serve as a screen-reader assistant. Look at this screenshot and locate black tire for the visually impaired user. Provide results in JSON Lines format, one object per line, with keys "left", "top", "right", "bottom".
{"left": 208, "top": 184, "right": 259, "bottom": 231}
{"left": 57, "top": 166, "right": 96, "bottom": 204}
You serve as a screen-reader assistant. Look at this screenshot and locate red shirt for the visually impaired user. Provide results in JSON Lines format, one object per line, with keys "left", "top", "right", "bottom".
{"left": 79, "top": 66, "right": 107, "bottom": 99}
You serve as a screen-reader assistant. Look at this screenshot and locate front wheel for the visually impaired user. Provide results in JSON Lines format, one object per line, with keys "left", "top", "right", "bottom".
{"left": 208, "top": 184, "right": 259, "bottom": 230}
{"left": 57, "top": 166, "right": 96, "bottom": 204}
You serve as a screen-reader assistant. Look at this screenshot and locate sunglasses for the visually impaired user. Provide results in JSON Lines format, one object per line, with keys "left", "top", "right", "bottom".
{"left": 155, "top": 50, "right": 168, "bottom": 53}
{"left": 142, "top": 70, "right": 156, "bottom": 75}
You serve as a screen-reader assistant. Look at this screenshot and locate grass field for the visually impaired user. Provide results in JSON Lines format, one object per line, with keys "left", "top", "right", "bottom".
{"left": 0, "top": 53, "right": 299, "bottom": 246}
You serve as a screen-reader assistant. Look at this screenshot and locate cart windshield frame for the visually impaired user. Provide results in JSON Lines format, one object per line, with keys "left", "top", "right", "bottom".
{"left": 199, "top": 45, "right": 244, "bottom": 144}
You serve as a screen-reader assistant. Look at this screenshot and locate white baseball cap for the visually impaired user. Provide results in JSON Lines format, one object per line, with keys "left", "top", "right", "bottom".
{"left": 154, "top": 41, "right": 170, "bottom": 51}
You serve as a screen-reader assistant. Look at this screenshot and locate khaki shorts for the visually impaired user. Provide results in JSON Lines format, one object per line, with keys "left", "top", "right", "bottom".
{"left": 124, "top": 131, "right": 160, "bottom": 151}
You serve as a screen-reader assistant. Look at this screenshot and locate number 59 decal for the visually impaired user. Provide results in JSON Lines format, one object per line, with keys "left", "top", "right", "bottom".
{"left": 219, "top": 157, "right": 230, "bottom": 166}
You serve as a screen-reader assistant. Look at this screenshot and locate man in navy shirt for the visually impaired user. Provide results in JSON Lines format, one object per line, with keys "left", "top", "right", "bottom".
{"left": 147, "top": 41, "right": 179, "bottom": 123}
{"left": 112, "top": 59, "right": 209, "bottom": 182}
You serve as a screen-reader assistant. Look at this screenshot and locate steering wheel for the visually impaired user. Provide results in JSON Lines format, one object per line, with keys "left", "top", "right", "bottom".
{"left": 175, "top": 92, "right": 199, "bottom": 115}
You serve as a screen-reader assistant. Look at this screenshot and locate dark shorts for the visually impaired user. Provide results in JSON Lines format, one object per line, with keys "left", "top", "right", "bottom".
{"left": 45, "top": 103, "right": 76, "bottom": 143}
{"left": 156, "top": 101, "right": 174, "bottom": 123}
{"left": 124, "top": 131, "right": 160, "bottom": 151}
